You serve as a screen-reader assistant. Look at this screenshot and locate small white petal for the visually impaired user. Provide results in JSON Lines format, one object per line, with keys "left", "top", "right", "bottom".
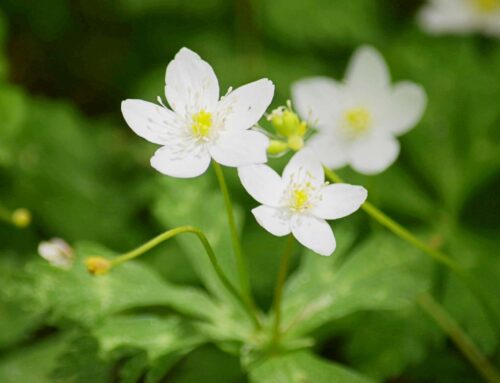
{"left": 238, "top": 165, "right": 284, "bottom": 207}
{"left": 151, "top": 144, "right": 211, "bottom": 178}
{"left": 217, "top": 78, "right": 274, "bottom": 131}
{"left": 307, "top": 133, "right": 349, "bottom": 169}
{"left": 292, "top": 77, "right": 342, "bottom": 130}
{"left": 312, "top": 184, "right": 367, "bottom": 220}
{"left": 283, "top": 148, "right": 324, "bottom": 186}
{"left": 121, "top": 100, "right": 178, "bottom": 145}
{"left": 418, "top": 0, "right": 476, "bottom": 35}
{"left": 252, "top": 205, "right": 291, "bottom": 236}
{"left": 384, "top": 82, "right": 427, "bottom": 136}
{"left": 345, "top": 46, "right": 390, "bottom": 95}
{"left": 349, "top": 134, "right": 400, "bottom": 175}
{"left": 165, "top": 47, "right": 219, "bottom": 115}
{"left": 209, "top": 130, "right": 269, "bottom": 167}
{"left": 291, "top": 214, "right": 336, "bottom": 256}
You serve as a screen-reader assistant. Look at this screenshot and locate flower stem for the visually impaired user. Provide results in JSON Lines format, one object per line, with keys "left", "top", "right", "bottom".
{"left": 272, "top": 235, "right": 295, "bottom": 349}
{"left": 212, "top": 162, "right": 257, "bottom": 313}
{"left": 417, "top": 293, "right": 500, "bottom": 383}
{"left": 109, "top": 225, "right": 261, "bottom": 329}
{"left": 323, "top": 167, "right": 499, "bottom": 329}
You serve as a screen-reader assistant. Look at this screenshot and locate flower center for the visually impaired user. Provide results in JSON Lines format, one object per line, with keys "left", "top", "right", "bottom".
{"left": 344, "top": 107, "right": 371, "bottom": 136}
{"left": 292, "top": 188, "right": 310, "bottom": 211}
{"left": 473, "top": 0, "right": 500, "bottom": 12}
{"left": 191, "top": 110, "right": 213, "bottom": 138}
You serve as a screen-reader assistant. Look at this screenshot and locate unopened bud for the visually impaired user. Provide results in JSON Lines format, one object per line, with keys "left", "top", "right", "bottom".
{"left": 288, "top": 135, "right": 304, "bottom": 151}
{"left": 85, "top": 257, "right": 111, "bottom": 276}
{"left": 38, "top": 238, "right": 74, "bottom": 269}
{"left": 12, "top": 208, "right": 31, "bottom": 228}
{"left": 267, "top": 139, "right": 289, "bottom": 155}
{"left": 268, "top": 105, "right": 307, "bottom": 139}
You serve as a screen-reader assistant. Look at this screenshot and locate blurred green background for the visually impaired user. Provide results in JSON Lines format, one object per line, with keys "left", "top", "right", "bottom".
{"left": 0, "top": 0, "right": 499, "bottom": 382}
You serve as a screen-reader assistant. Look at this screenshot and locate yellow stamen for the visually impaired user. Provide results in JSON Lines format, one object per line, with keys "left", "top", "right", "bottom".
{"left": 191, "top": 110, "right": 213, "bottom": 138}
{"left": 473, "top": 0, "right": 500, "bottom": 12}
{"left": 292, "top": 189, "right": 309, "bottom": 211}
{"left": 344, "top": 107, "right": 371, "bottom": 136}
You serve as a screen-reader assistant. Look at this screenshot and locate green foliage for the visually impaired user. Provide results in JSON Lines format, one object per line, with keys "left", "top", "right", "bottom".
{"left": 0, "top": 0, "right": 499, "bottom": 381}
{"left": 250, "top": 351, "right": 373, "bottom": 383}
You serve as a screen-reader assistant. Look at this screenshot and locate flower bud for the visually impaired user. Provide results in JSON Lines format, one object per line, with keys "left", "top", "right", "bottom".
{"left": 287, "top": 135, "right": 304, "bottom": 151}
{"left": 85, "top": 257, "right": 112, "bottom": 276}
{"left": 267, "top": 104, "right": 308, "bottom": 148}
{"left": 12, "top": 208, "right": 31, "bottom": 228}
{"left": 38, "top": 238, "right": 74, "bottom": 269}
{"left": 267, "top": 139, "right": 289, "bottom": 155}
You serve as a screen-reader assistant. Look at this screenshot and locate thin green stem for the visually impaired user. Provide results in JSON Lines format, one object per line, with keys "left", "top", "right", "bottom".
{"left": 323, "top": 167, "right": 499, "bottom": 329}
{"left": 212, "top": 162, "right": 257, "bottom": 311}
{"left": 418, "top": 293, "right": 500, "bottom": 383}
{"left": 272, "top": 235, "right": 295, "bottom": 349}
{"left": 110, "top": 225, "right": 261, "bottom": 329}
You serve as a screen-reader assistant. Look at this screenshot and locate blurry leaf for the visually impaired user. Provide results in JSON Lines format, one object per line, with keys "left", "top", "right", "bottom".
{"left": 153, "top": 175, "right": 244, "bottom": 303}
{"left": 261, "top": 0, "right": 381, "bottom": 49}
{"left": 0, "top": 336, "right": 66, "bottom": 383}
{"left": 92, "top": 315, "right": 204, "bottom": 361}
{"left": 250, "top": 351, "right": 373, "bottom": 383}
{"left": 282, "top": 231, "right": 430, "bottom": 337}
{"left": 345, "top": 307, "right": 441, "bottom": 381}
{"left": 51, "top": 335, "right": 112, "bottom": 383}
{"left": 26, "top": 242, "right": 218, "bottom": 325}
{"left": 0, "top": 85, "right": 27, "bottom": 166}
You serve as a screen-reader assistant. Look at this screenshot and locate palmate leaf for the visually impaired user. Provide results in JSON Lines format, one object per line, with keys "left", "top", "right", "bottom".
{"left": 250, "top": 351, "right": 373, "bottom": 383}
{"left": 26, "top": 242, "right": 218, "bottom": 325}
{"left": 281, "top": 227, "right": 430, "bottom": 338}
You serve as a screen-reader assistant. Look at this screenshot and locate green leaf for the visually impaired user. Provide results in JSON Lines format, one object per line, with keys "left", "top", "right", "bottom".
{"left": 92, "top": 315, "right": 204, "bottom": 361}
{"left": 281, "top": 229, "right": 430, "bottom": 337}
{"left": 0, "top": 336, "right": 66, "bottom": 383}
{"left": 153, "top": 175, "right": 243, "bottom": 301}
{"left": 250, "top": 351, "right": 373, "bottom": 383}
{"left": 28, "top": 242, "right": 218, "bottom": 325}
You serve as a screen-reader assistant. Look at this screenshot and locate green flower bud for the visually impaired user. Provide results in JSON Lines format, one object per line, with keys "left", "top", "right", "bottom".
{"left": 267, "top": 139, "right": 289, "bottom": 155}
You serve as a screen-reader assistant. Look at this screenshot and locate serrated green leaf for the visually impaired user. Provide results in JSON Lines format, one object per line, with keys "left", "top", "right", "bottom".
{"left": 281, "top": 231, "right": 430, "bottom": 337}
{"left": 27, "top": 242, "right": 218, "bottom": 325}
{"left": 250, "top": 351, "right": 373, "bottom": 383}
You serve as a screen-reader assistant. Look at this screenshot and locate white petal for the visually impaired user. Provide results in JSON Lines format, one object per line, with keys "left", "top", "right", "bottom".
{"left": 349, "top": 134, "right": 400, "bottom": 175}
{"left": 121, "top": 100, "right": 178, "bottom": 145}
{"left": 252, "top": 206, "right": 291, "bottom": 237}
{"left": 165, "top": 47, "right": 219, "bottom": 116}
{"left": 217, "top": 78, "right": 274, "bottom": 131}
{"left": 151, "top": 144, "right": 211, "bottom": 178}
{"left": 312, "top": 184, "right": 367, "bottom": 220}
{"left": 418, "top": 0, "right": 475, "bottom": 35}
{"left": 307, "top": 133, "right": 348, "bottom": 169}
{"left": 291, "top": 214, "right": 336, "bottom": 256}
{"left": 209, "top": 130, "right": 269, "bottom": 167}
{"left": 238, "top": 165, "right": 284, "bottom": 207}
{"left": 383, "top": 82, "right": 427, "bottom": 136}
{"left": 283, "top": 148, "right": 324, "bottom": 186}
{"left": 291, "top": 77, "right": 342, "bottom": 130}
{"left": 345, "top": 46, "right": 390, "bottom": 95}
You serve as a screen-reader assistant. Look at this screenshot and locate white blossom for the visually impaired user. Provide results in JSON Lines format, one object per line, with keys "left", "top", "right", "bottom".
{"left": 38, "top": 238, "right": 74, "bottom": 269}
{"left": 292, "top": 46, "right": 427, "bottom": 175}
{"left": 418, "top": 0, "right": 500, "bottom": 37}
{"left": 122, "top": 48, "right": 274, "bottom": 178}
{"left": 238, "top": 149, "right": 367, "bottom": 256}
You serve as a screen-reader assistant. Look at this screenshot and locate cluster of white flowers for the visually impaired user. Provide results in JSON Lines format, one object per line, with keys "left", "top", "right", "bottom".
{"left": 418, "top": 0, "right": 500, "bottom": 37}
{"left": 116, "top": 47, "right": 425, "bottom": 256}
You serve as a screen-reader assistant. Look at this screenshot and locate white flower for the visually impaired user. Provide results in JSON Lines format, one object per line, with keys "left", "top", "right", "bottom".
{"left": 238, "top": 149, "right": 367, "bottom": 256}
{"left": 418, "top": 0, "right": 500, "bottom": 37}
{"left": 292, "top": 46, "right": 427, "bottom": 175}
{"left": 38, "top": 238, "right": 74, "bottom": 269}
{"left": 122, "top": 48, "right": 274, "bottom": 178}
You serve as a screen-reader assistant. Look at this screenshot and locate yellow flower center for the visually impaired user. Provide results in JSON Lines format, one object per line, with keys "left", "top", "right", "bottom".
{"left": 473, "top": 0, "right": 500, "bottom": 12}
{"left": 344, "top": 107, "right": 371, "bottom": 136}
{"left": 191, "top": 110, "right": 213, "bottom": 138}
{"left": 291, "top": 188, "right": 310, "bottom": 211}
